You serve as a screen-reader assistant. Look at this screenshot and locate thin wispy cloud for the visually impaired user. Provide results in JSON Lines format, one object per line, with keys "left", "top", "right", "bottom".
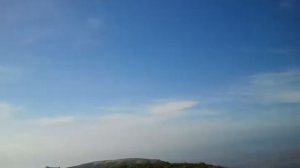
{"left": 279, "top": 0, "right": 299, "bottom": 10}
{"left": 0, "top": 0, "right": 104, "bottom": 46}
{"left": 0, "top": 65, "right": 20, "bottom": 81}
{"left": 87, "top": 17, "right": 102, "bottom": 30}
{"left": 241, "top": 70, "right": 300, "bottom": 104}
{"left": 149, "top": 101, "right": 198, "bottom": 117}
{"left": 33, "top": 116, "right": 76, "bottom": 126}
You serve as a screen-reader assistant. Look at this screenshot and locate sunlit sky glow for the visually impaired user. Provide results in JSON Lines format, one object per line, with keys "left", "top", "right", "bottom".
{"left": 0, "top": 1, "right": 300, "bottom": 168}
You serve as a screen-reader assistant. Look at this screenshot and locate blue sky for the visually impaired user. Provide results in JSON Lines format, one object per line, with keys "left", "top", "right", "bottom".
{"left": 0, "top": 1, "right": 300, "bottom": 168}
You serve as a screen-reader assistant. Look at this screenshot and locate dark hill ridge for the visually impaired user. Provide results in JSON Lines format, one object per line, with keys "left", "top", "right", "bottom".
{"left": 67, "top": 158, "right": 225, "bottom": 168}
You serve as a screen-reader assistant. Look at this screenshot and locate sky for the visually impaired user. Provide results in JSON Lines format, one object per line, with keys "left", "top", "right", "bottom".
{"left": 0, "top": 0, "right": 300, "bottom": 168}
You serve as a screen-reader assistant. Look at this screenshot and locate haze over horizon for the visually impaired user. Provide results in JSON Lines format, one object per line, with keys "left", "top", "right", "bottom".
{"left": 0, "top": 0, "right": 300, "bottom": 168}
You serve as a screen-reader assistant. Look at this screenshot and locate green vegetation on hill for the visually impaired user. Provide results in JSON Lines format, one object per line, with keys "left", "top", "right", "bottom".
{"left": 67, "top": 158, "right": 225, "bottom": 168}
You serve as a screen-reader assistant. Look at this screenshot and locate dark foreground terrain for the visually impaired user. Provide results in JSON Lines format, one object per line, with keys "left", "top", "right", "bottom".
{"left": 67, "top": 158, "right": 225, "bottom": 168}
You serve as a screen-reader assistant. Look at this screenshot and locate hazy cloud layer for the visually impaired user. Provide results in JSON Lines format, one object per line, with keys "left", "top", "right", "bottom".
{"left": 0, "top": 70, "right": 299, "bottom": 168}
{"left": 0, "top": 102, "right": 17, "bottom": 119}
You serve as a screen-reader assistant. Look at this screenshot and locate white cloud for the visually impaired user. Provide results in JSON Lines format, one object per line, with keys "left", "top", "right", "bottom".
{"left": 33, "top": 116, "right": 76, "bottom": 126}
{"left": 149, "top": 101, "right": 198, "bottom": 117}
{"left": 0, "top": 102, "right": 17, "bottom": 119}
